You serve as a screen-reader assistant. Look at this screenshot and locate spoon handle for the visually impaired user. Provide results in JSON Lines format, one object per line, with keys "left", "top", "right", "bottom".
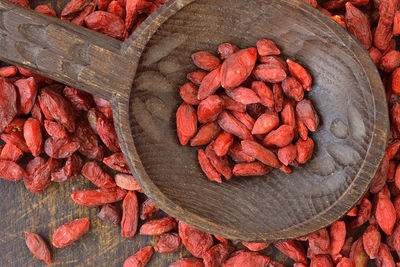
{"left": 0, "top": 1, "right": 134, "bottom": 100}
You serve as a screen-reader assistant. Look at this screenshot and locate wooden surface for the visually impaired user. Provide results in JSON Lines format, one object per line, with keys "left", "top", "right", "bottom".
{"left": 0, "top": 0, "right": 390, "bottom": 265}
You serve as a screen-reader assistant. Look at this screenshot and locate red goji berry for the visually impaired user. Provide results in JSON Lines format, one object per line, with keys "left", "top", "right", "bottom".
{"left": 25, "top": 232, "right": 51, "bottom": 264}
{"left": 121, "top": 190, "right": 139, "bottom": 239}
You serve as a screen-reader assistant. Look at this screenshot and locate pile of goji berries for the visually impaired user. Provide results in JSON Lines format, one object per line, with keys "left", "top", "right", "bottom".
{"left": 177, "top": 40, "right": 319, "bottom": 182}
{"left": 2, "top": 0, "right": 400, "bottom": 266}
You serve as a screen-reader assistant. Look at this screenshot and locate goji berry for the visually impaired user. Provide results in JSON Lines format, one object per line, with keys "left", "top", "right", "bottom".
{"left": 221, "top": 48, "right": 258, "bottom": 89}
{"left": 232, "top": 162, "right": 272, "bottom": 176}
{"left": 197, "top": 95, "right": 224, "bottom": 123}
{"left": 241, "top": 140, "right": 281, "bottom": 168}
{"left": 178, "top": 221, "right": 213, "bottom": 258}
{"left": 192, "top": 51, "right": 221, "bottom": 72}
{"left": 180, "top": 83, "right": 200, "bottom": 105}
{"left": 139, "top": 217, "right": 176, "bottom": 236}
{"left": 121, "top": 190, "right": 139, "bottom": 239}
{"left": 256, "top": 39, "right": 280, "bottom": 56}
{"left": 198, "top": 67, "right": 222, "bottom": 100}
{"left": 25, "top": 232, "right": 51, "bottom": 264}
{"left": 155, "top": 232, "right": 183, "bottom": 254}
{"left": 52, "top": 218, "right": 90, "bottom": 248}
{"left": 222, "top": 250, "right": 270, "bottom": 267}
{"left": 176, "top": 103, "right": 197, "bottom": 145}
{"left": 44, "top": 120, "right": 69, "bottom": 139}
{"left": 187, "top": 70, "right": 208, "bottom": 86}
{"left": 103, "top": 153, "right": 130, "bottom": 173}
{"left": 34, "top": 5, "right": 57, "bottom": 16}
{"left": 140, "top": 198, "right": 159, "bottom": 220}
{"left": 98, "top": 204, "right": 121, "bottom": 225}
{"left": 85, "top": 11, "right": 127, "bottom": 40}
{"left": 71, "top": 187, "right": 127, "bottom": 206}
{"left": 345, "top": 2, "right": 372, "bottom": 49}
{"left": 218, "top": 43, "right": 239, "bottom": 60}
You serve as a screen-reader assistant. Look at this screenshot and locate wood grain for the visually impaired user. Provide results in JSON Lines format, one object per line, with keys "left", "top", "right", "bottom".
{"left": 0, "top": 0, "right": 389, "bottom": 265}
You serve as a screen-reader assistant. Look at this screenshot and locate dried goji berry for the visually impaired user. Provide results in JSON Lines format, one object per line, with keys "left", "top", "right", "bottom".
{"left": 177, "top": 103, "right": 198, "bottom": 145}
{"left": 139, "top": 217, "right": 176, "bottom": 236}
{"left": 217, "top": 111, "right": 253, "bottom": 141}
{"left": 251, "top": 81, "right": 274, "bottom": 108}
{"left": 287, "top": 59, "right": 312, "bottom": 91}
{"left": 221, "top": 48, "right": 258, "bottom": 89}
{"left": 241, "top": 140, "right": 281, "bottom": 168}
{"left": 140, "top": 198, "right": 159, "bottom": 220}
{"left": 34, "top": 5, "right": 57, "bottom": 16}
{"left": 362, "top": 224, "right": 381, "bottom": 259}
{"left": 180, "top": 83, "right": 200, "bottom": 105}
{"left": 15, "top": 77, "right": 37, "bottom": 115}
{"left": 376, "top": 191, "right": 396, "bottom": 235}
{"left": 44, "top": 136, "right": 80, "bottom": 159}
{"left": 350, "top": 237, "right": 368, "bottom": 267}
{"left": 203, "top": 243, "right": 234, "bottom": 267}
{"left": 52, "top": 218, "right": 90, "bottom": 248}
{"left": 187, "top": 70, "right": 208, "bottom": 86}
{"left": 198, "top": 67, "right": 222, "bottom": 100}
{"left": 103, "top": 153, "right": 130, "bottom": 173}
{"left": 310, "top": 255, "right": 333, "bottom": 267}
{"left": 190, "top": 122, "right": 221, "bottom": 147}
{"left": 0, "top": 66, "right": 17, "bottom": 77}
{"left": 241, "top": 242, "right": 270, "bottom": 251}
{"left": 25, "top": 232, "right": 51, "bottom": 264}
{"left": 63, "top": 86, "right": 94, "bottom": 111}
{"left": 281, "top": 102, "right": 296, "bottom": 129}
{"left": 71, "top": 2, "right": 96, "bottom": 25}
{"left": 123, "top": 246, "right": 154, "bottom": 267}
{"left": 0, "top": 78, "right": 17, "bottom": 133}
{"left": 82, "top": 161, "right": 116, "bottom": 188}
{"left": 296, "top": 99, "right": 319, "bottom": 132}
{"left": 219, "top": 93, "right": 246, "bottom": 113}
{"left": 75, "top": 121, "right": 105, "bottom": 160}
{"left": 51, "top": 154, "right": 83, "bottom": 182}
{"left": 71, "top": 187, "right": 127, "bottom": 206}
{"left": 0, "top": 143, "right": 23, "bottom": 162}
{"left": 155, "top": 232, "right": 183, "bottom": 254}
{"left": 232, "top": 162, "right": 272, "bottom": 176}
{"left": 97, "top": 116, "right": 121, "bottom": 152}
{"left": 192, "top": 51, "right": 221, "bottom": 72}
{"left": 121, "top": 190, "right": 139, "bottom": 239}
{"left": 252, "top": 113, "right": 280, "bottom": 135}
{"left": 263, "top": 125, "right": 295, "bottom": 147}
{"left": 256, "top": 39, "right": 280, "bottom": 56}
{"left": 98, "top": 204, "right": 121, "bottom": 225}
{"left": 218, "top": 43, "right": 239, "bottom": 60}
{"left": 274, "top": 241, "right": 307, "bottom": 264}
{"left": 253, "top": 63, "right": 287, "bottom": 83}
{"left": 376, "top": 243, "right": 395, "bottom": 267}
{"left": 228, "top": 141, "right": 255, "bottom": 163}
{"left": 329, "top": 221, "right": 346, "bottom": 259}
{"left": 222, "top": 250, "right": 270, "bottom": 267}
{"left": 198, "top": 148, "right": 222, "bottom": 183}
{"left": 213, "top": 132, "right": 234, "bottom": 156}
{"left": 278, "top": 144, "right": 297, "bottom": 166}
{"left": 205, "top": 143, "right": 232, "bottom": 180}
{"left": 282, "top": 77, "right": 304, "bottom": 102}
{"left": 295, "top": 137, "right": 314, "bottom": 164}
{"left": 345, "top": 2, "right": 372, "bottom": 50}
{"left": 85, "top": 11, "right": 127, "bottom": 40}
{"left": 178, "top": 221, "right": 213, "bottom": 258}
{"left": 371, "top": 155, "right": 390, "bottom": 194}
{"left": 44, "top": 120, "right": 68, "bottom": 140}
{"left": 380, "top": 50, "right": 400, "bottom": 72}
{"left": 114, "top": 173, "right": 141, "bottom": 191}
{"left": 197, "top": 95, "right": 224, "bottom": 123}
